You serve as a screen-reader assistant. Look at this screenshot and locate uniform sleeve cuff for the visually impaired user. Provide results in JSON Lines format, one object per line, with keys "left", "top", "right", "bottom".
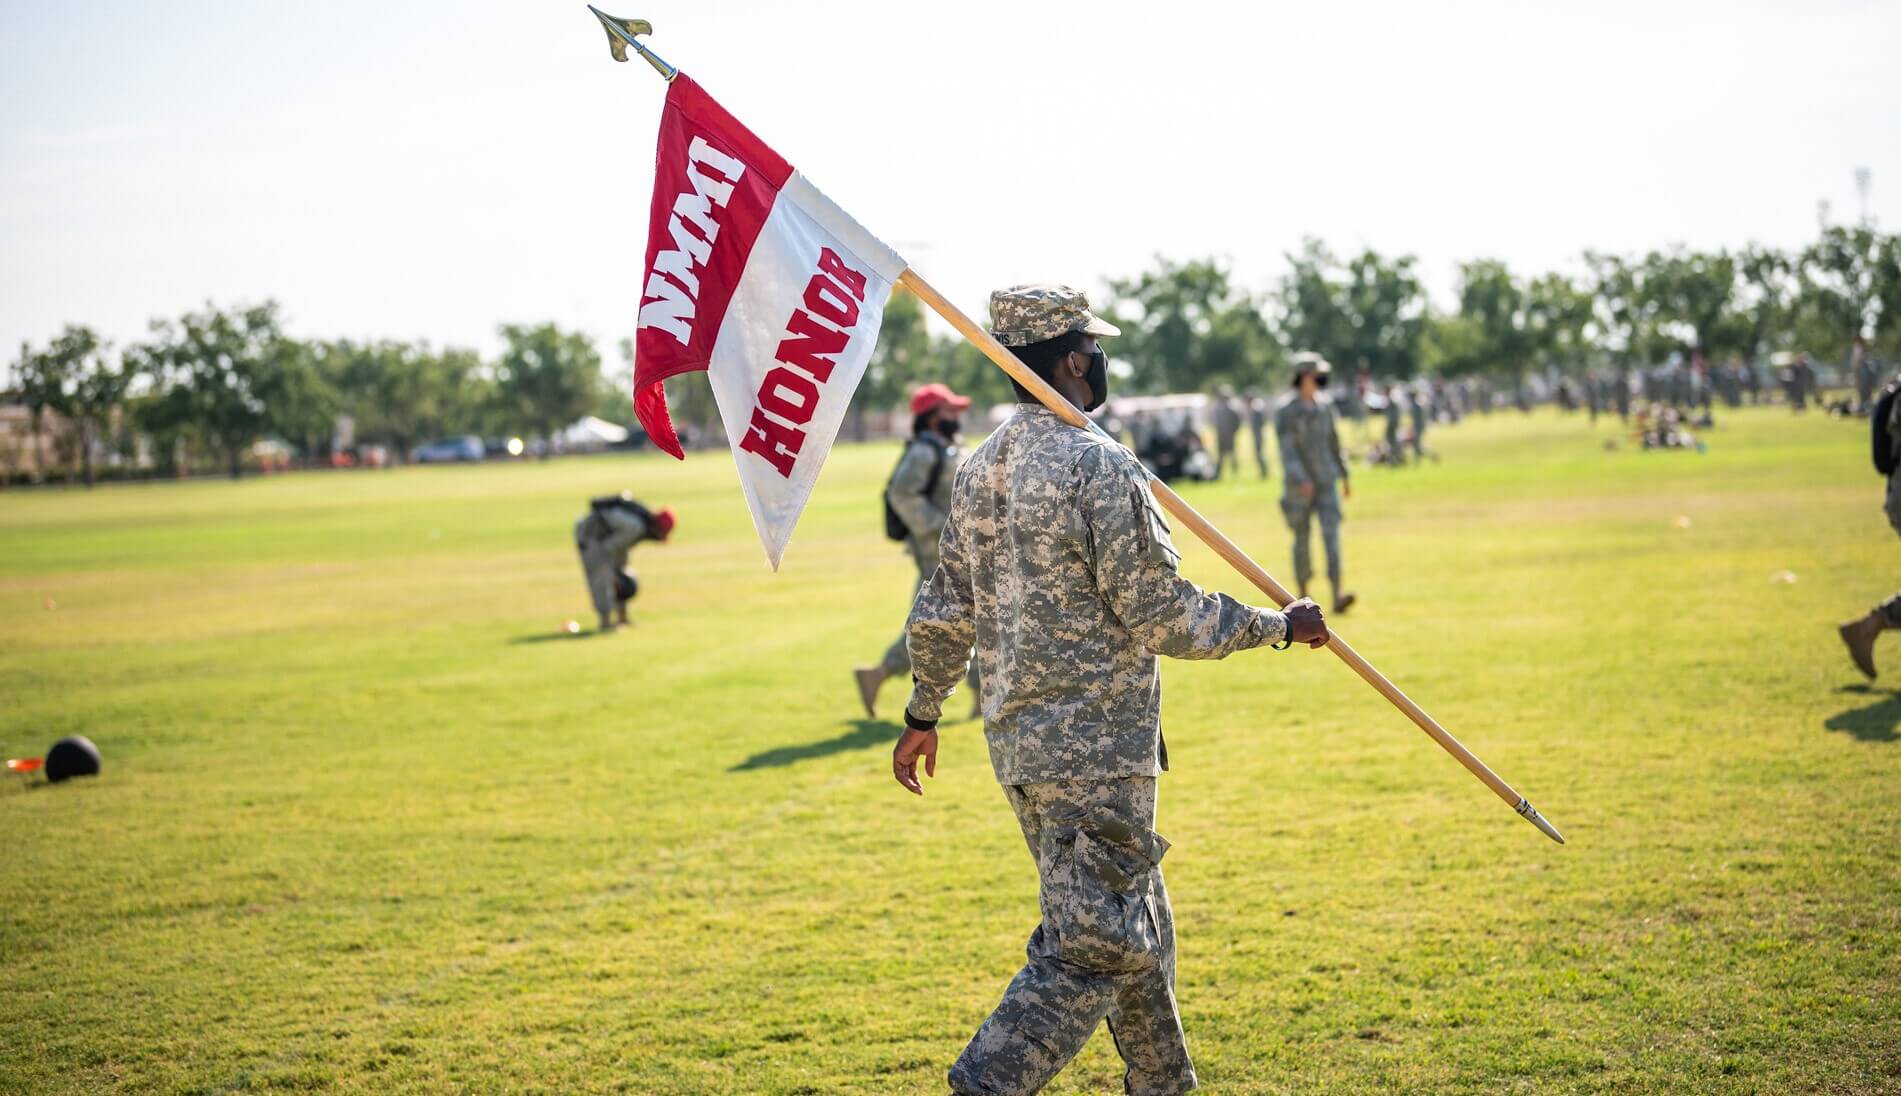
{"left": 905, "top": 683, "right": 945, "bottom": 725}
{"left": 1257, "top": 610, "right": 1289, "bottom": 648}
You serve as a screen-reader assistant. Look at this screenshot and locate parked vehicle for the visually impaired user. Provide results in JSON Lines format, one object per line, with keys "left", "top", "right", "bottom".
{"left": 412, "top": 436, "right": 485, "bottom": 463}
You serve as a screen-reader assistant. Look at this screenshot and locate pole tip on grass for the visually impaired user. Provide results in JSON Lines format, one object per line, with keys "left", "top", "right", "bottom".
{"left": 1515, "top": 798, "right": 1566, "bottom": 845}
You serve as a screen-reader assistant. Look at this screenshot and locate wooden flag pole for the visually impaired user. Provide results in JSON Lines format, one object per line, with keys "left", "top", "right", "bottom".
{"left": 897, "top": 270, "right": 1565, "bottom": 845}
{"left": 586, "top": 8, "right": 1563, "bottom": 843}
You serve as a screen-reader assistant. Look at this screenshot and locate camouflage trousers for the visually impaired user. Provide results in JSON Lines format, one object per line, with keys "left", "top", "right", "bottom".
{"left": 1279, "top": 482, "right": 1343, "bottom": 590}
{"left": 949, "top": 777, "right": 1195, "bottom": 1096}
{"left": 578, "top": 547, "right": 631, "bottom": 618}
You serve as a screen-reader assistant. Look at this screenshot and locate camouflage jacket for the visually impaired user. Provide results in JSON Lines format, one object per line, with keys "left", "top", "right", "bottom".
{"left": 905, "top": 405, "right": 1288, "bottom": 784}
{"left": 887, "top": 434, "right": 961, "bottom": 555}
{"left": 1276, "top": 395, "right": 1349, "bottom": 487}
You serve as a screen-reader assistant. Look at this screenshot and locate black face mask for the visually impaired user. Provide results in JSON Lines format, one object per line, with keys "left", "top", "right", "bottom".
{"left": 1082, "top": 348, "right": 1108, "bottom": 412}
{"left": 935, "top": 418, "right": 961, "bottom": 440}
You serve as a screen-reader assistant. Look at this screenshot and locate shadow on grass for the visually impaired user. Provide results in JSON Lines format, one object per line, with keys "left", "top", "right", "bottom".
{"left": 1825, "top": 684, "right": 1901, "bottom": 743}
{"left": 507, "top": 630, "right": 607, "bottom": 645}
{"left": 729, "top": 719, "right": 898, "bottom": 771}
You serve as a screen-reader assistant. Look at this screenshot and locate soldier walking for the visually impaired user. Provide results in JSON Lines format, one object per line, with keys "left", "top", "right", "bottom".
{"left": 894, "top": 284, "right": 1329, "bottom": 1096}
{"left": 856, "top": 383, "right": 980, "bottom": 719}
{"left": 573, "top": 493, "right": 674, "bottom": 632}
{"left": 1279, "top": 354, "right": 1357, "bottom": 614}
{"left": 1840, "top": 372, "right": 1901, "bottom": 676}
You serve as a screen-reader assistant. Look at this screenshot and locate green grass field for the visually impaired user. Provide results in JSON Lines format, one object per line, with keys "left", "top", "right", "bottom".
{"left": 3, "top": 406, "right": 1898, "bottom": 1094}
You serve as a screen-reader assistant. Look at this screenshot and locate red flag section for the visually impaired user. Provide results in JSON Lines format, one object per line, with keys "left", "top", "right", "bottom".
{"left": 632, "top": 74, "right": 794, "bottom": 458}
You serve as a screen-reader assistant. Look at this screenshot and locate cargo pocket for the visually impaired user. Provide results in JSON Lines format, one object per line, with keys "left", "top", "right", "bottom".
{"left": 1040, "top": 816, "right": 1170, "bottom": 973}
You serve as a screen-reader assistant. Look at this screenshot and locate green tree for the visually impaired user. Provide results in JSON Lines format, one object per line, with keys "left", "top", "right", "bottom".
{"left": 1735, "top": 245, "right": 1796, "bottom": 365}
{"left": 1437, "top": 259, "right": 1532, "bottom": 377}
{"left": 1525, "top": 273, "right": 1597, "bottom": 374}
{"left": 1586, "top": 251, "right": 1648, "bottom": 366}
{"left": 1104, "top": 257, "right": 1280, "bottom": 393}
{"left": 60, "top": 328, "right": 132, "bottom": 487}
{"left": 494, "top": 323, "right": 603, "bottom": 443}
{"left": 13, "top": 327, "right": 131, "bottom": 483}
{"left": 13, "top": 333, "right": 78, "bottom": 483}
{"left": 1636, "top": 247, "right": 1739, "bottom": 359}
{"left": 1802, "top": 226, "right": 1893, "bottom": 359}
{"left": 318, "top": 340, "right": 489, "bottom": 456}
{"left": 129, "top": 302, "right": 308, "bottom": 479}
{"left": 1275, "top": 240, "right": 1424, "bottom": 378}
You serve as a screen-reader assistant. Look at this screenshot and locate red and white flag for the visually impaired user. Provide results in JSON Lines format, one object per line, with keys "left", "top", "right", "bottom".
{"left": 630, "top": 74, "right": 905, "bottom": 569}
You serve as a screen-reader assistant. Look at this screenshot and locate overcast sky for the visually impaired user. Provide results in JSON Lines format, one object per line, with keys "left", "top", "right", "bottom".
{"left": 3, "top": 0, "right": 1897, "bottom": 371}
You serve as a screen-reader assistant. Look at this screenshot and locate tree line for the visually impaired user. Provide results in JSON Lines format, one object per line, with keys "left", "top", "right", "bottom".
{"left": 9, "top": 304, "right": 610, "bottom": 485}
{"left": 9, "top": 225, "right": 1897, "bottom": 485}
{"left": 864, "top": 224, "right": 1900, "bottom": 412}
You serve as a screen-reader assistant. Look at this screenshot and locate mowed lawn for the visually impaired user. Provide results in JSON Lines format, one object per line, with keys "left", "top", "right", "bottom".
{"left": 2, "top": 406, "right": 1898, "bottom": 1095}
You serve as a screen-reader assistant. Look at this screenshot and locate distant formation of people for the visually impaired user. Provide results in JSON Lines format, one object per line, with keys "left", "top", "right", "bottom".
{"left": 574, "top": 492, "right": 674, "bottom": 632}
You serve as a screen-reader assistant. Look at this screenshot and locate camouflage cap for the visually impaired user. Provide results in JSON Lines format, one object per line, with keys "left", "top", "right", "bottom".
{"left": 1290, "top": 351, "right": 1333, "bottom": 377}
{"left": 988, "top": 284, "right": 1121, "bottom": 347}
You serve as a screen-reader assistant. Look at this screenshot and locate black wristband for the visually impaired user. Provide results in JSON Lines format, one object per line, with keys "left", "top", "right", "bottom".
{"left": 1269, "top": 615, "right": 1292, "bottom": 651}
{"left": 903, "top": 708, "right": 939, "bottom": 732}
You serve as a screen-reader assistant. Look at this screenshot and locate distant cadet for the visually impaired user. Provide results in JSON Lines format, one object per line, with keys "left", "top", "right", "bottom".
{"left": 855, "top": 383, "right": 980, "bottom": 719}
{"left": 1383, "top": 381, "right": 1406, "bottom": 466}
{"left": 1211, "top": 385, "right": 1242, "bottom": 480}
{"left": 1839, "top": 373, "right": 1901, "bottom": 677}
{"left": 1410, "top": 378, "right": 1431, "bottom": 462}
{"left": 574, "top": 493, "right": 675, "bottom": 633}
{"left": 1278, "top": 353, "right": 1357, "bottom": 614}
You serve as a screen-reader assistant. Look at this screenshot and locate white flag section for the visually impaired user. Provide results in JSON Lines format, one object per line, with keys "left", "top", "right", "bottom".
{"left": 703, "top": 173, "right": 904, "bottom": 569}
{"left": 628, "top": 74, "right": 906, "bottom": 570}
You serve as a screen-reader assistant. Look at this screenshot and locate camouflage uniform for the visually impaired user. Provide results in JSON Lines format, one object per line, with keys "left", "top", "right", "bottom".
{"left": 1211, "top": 394, "right": 1241, "bottom": 480}
{"left": 1276, "top": 394, "right": 1350, "bottom": 593}
{"left": 880, "top": 433, "right": 976, "bottom": 692}
{"left": 574, "top": 503, "right": 650, "bottom": 619}
{"left": 906, "top": 285, "right": 1290, "bottom": 1096}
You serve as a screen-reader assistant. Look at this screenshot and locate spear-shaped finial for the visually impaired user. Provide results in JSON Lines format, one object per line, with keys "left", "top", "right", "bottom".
{"left": 587, "top": 7, "right": 677, "bottom": 81}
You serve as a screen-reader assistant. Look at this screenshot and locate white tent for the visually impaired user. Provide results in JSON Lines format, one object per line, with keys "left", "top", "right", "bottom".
{"left": 559, "top": 416, "right": 631, "bottom": 451}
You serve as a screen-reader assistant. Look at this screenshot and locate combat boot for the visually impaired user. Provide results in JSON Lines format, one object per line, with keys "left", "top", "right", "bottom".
{"left": 1838, "top": 612, "right": 1884, "bottom": 679}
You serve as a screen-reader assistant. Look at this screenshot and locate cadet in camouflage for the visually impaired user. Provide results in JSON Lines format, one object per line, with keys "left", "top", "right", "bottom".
{"left": 573, "top": 493, "right": 674, "bottom": 632}
{"left": 1839, "top": 372, "right": 1901, "bottom": 678}
{"left": 1276, "top": 354, "right": 1356, "bottom": 615}
{"left": 855, "top": 383, "right": 980, "bottom": 718}
{"left": 894, "top": 284, "right": 1329, "bottom": 1096}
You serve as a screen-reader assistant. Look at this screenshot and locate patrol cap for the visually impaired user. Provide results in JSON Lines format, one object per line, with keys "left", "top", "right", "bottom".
{"left": 988, "top": 284, "right": 1121, "bottom": 347}
{"left": 1290, "top": 352, "right": 1334, "bottom": 388}
{"left": 1290, "top": 351, "right": 1332, "bottom": 378}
